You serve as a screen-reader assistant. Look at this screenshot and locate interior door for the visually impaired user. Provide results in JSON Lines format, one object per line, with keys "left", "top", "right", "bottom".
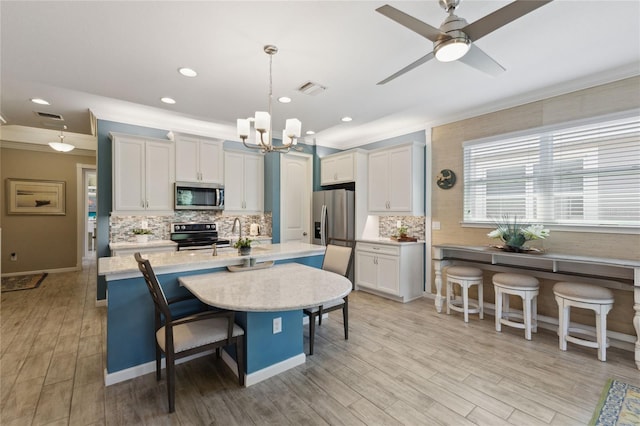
{"left": 281, "top": 153, "right": 312, "bottom": 243}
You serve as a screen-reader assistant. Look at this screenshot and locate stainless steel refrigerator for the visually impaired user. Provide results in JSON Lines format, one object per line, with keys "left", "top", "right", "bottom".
{"left": 312, "top": 189, "right": 355, "bottom": 246}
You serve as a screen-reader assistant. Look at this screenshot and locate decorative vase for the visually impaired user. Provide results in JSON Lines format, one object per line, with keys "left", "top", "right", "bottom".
{"left": 503, "top": 244, "right": 525, "bottom": 253}
{"left": 238, "top": 246, "right": 251, "bottom": 256}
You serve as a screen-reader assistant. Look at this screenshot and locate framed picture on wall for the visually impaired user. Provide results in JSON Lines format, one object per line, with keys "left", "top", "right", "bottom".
{"left": 6, "top": 178, "right": 66, "bottom": 215}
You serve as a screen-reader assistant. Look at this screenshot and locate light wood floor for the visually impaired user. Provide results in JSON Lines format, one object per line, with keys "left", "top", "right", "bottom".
{"left": 2, "top": 260, "right": 639, "bottom": 425}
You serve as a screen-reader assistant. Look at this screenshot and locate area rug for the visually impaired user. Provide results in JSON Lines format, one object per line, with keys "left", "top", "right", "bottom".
{"left": 0, "top": 273, "right": 47, "bottom": 292}
{"left": 590, "top": 378, "right": 640, "bottom": 425}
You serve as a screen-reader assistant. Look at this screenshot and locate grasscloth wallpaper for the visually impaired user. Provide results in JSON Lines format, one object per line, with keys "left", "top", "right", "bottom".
{"left": 430, "top": 76, "right": 640, "bottom": 335}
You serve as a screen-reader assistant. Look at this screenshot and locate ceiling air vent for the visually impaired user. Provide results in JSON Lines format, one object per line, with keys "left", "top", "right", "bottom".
{"left": 297, "top": 81, "right": 327, "bottom": 96}
{"left": 35, "top": 111, "right": 64, "bottom": 121}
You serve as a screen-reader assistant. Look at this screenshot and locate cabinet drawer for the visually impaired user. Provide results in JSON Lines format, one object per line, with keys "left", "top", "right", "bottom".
{"left": 356, "top": 243, "right": 399, "bottom": 256}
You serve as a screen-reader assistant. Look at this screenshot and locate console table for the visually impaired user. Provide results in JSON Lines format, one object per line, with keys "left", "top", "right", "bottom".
{"left": 432, "top": 244, "right": 640, "bottom": 369}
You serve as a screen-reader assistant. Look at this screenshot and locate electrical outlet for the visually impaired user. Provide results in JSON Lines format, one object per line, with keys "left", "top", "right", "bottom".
{"left": 10, "top": 252, "right": 17, "bottom": 261}
{"left": 272, "top": 317, "right": 282, "bottom": 334}
{"left": 141, "top": 220, "right": 148, "bottom": 229}
{"left": 432, "top": 221, "right": 441, "bottom": 230}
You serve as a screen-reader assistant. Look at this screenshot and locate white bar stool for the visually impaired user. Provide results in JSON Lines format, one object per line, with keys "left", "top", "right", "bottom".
{"left": 446, "top": 266, "right": 484, "bottom": 323}
{"left": 553, "top": 282, "right": 614, "bottom": 361}
{"left": 493, "top": 273, "right": 540, "bottom": 340}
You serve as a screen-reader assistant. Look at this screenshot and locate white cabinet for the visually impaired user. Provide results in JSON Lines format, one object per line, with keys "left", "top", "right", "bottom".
{"left": 367, "top": 142, "right": 424, "bottom": 215}
{"left": 355, "top": 241, "right": 424, "bottom": 303}
{"left": 111, "top": 133, "right": 175, "bottom": 214}
{"left": 175, "top": 134, "right": 224, "bottom": 183}
{"left": 321, "top": 151, "right": 357, "bottom": 185}
{"left": 224, "top": 150, "right": 264, "bottom": 213}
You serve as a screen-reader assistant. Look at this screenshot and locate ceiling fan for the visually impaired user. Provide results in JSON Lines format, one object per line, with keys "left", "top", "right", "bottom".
{"left": 376, "top": 0, "right": 553, "bottom": 85}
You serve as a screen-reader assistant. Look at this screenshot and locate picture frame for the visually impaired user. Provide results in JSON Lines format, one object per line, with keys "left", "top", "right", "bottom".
{"left": 6, "top": 178, "right": 66, "bottom": 215}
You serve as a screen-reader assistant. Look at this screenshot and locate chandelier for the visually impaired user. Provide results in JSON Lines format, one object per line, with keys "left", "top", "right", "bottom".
{"left": 236, "top": 45, "right": 301, "bottom": 153}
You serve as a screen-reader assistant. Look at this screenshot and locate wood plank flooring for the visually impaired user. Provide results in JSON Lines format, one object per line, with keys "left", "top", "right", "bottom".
{"left": 1, "top": 260, "right": 638, "bottom": 425}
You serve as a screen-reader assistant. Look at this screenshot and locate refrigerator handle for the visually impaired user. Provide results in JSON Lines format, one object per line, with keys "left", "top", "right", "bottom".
{"left": 320, "top": 204, "right": 327, "bottom": 246}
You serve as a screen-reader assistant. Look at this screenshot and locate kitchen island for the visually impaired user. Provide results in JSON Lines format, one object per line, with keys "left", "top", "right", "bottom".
{"left": 98, "top": 242, "right": 326, "bottom": 385}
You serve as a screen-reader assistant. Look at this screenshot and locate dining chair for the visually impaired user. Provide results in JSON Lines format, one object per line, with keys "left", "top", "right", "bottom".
{"left": 303, "top": 243, "right": 353, "bottom": 355}
{"left": 134, "top": 253, "right": 245, "bottom": 413}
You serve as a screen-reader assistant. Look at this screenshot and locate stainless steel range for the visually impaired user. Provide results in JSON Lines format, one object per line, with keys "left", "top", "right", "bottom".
{"left": 170, "top": 222, "right": 231, "bottom": 251}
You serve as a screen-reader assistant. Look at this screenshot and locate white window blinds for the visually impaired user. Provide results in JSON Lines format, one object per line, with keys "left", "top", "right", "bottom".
{"left": 463, "top": 113, "right": 640, "bottom": 228}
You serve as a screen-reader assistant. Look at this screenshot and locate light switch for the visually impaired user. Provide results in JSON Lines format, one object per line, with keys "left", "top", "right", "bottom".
{"left": 432, "top": 221, "right": 441, "bottom": 230}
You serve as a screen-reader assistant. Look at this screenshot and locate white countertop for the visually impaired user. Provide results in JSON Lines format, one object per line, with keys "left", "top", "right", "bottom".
{"left": 109, "top": 240, "right": 178, "bottom": 250}
{"left": 357, "top": 238, "right": 425, "bottom": 246}
{"left": 179, "top": 263, "right": 351, "bottom": 311}
{"left": 98, "top": 242, "right": 326, "bottom": 280}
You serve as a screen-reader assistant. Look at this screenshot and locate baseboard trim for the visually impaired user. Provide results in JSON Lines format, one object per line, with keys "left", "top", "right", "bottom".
{"left": 104, "top": 350, "right": 215, "bottom": 386}
{"left": 1, "top": 266, "right": 79, "bottom": 278}
{"left": 104, "top": 350, "right": 307, "bottom": 388}
{"left": 243, "top": 353, "right": 306, "bottom": 387}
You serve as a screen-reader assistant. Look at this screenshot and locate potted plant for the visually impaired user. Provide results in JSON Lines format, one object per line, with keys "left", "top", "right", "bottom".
{"left": 487, "top": 214, "right": 550, "bottom": 252}
{"left": 398, "top": 225, "right": 409, "bottom": 239}
{"left": 133, "top": 228, "right": 153, "bottom": 243}
{"left": 234, "top": 237, "right": 252, "bottom": 256}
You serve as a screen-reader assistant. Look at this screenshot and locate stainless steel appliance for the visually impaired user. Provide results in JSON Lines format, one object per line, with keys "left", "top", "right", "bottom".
{"left": 313, "top": 189, "right": 355, "bottom": 246}
{"left": 175, "top": 182, "right": 224, "bottom": 210}
{"left": 170, "top": 222, "right": 230, "bottom": 251}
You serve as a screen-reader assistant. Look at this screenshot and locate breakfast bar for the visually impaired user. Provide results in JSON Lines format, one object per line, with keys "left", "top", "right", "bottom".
{"left": 179, "top": 263, "right": 351, "bottom": 385}
{"left": 432, "top": 244, "right": 640, "bottom": 369}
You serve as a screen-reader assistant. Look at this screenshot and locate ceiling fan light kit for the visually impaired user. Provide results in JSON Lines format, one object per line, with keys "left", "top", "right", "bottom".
{"left": 376, "top": 0, "right": 553, "bottom": 84}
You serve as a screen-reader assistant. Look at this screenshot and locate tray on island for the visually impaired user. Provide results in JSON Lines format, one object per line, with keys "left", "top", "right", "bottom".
{"left": 390, "top": 236, "right": 418, "bottom": 242}
{"left": 227, "top": 260, "right": 274, "bottom": 272}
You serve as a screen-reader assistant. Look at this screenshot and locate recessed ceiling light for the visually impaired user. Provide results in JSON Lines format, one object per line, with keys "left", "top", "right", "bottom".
{"left": 161, "top": 97, "right": 176, "bottom": 104}
{"left": 278, "top": 96, "right": 292, "bottom": 104}
{"left": 31, "top": 98, "right": 50, "bottom": 105}
{"left": 341, "top": 116, "right": 353, "bottom": 122}
{"left": 305, "top": 130, "right": 315, "bottom": 135}
{"left": 178, "top": 67, "right": 197, "bottom": 77}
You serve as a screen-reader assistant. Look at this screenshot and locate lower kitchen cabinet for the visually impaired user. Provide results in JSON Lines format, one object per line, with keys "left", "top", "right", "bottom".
{"left": 355, "top": 241, "right": 424, "bottom": 303}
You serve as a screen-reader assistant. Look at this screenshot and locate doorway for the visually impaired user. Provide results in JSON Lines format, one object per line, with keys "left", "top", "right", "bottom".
{"left": 81, "top": 167, "right": 97, "bottom": 260}
{"left": 280, "top": 153, "right": 312, "bottom": 243}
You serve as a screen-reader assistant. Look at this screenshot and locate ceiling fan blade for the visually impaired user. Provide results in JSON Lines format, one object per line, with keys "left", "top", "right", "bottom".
{"left": 377, "top": 52, "right": 436, "bottom": 85}
{"left": 458, "top": 45, "right": 505, "bottom": 76}
{"left": 463, "top": 0, "right": 553, "bottom": 41}
{"left": 376, "top": 4, "right": 445, "bottom": 42}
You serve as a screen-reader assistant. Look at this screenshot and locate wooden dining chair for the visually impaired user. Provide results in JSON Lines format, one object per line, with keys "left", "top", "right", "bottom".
{"left": 134, "top": 253, "right": 245, "bottom": 413}
{"left": 303, "top": 243, "right": 353, "bottom": 355}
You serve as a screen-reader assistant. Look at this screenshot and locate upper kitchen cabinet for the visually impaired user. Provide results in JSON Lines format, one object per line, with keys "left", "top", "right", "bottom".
{"left": 368, "top": 142, "right": 424, "bottom": 215}
{"left": 174, "top": 134, "right": 224, "bottom": 183}
{"left": 224, "top": 150, "right": 263, "bottom": 213}
{"left": 111, "top": 133, "right": 175, "bottom": 215}
{"left": 320, "top": 150, "right": 364, "bottom": 185}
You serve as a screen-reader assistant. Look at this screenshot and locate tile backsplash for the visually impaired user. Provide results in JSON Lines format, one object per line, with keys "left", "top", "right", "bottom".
{"left": 378, "top": 216, "right": 426, "bottom": 240}
{"left": 110, "top": 212, "right": 272, "bottom": 242}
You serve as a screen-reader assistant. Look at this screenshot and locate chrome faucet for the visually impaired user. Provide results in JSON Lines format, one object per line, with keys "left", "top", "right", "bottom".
{"left": 232, "top": 217, "right": 243, "bottom": 241}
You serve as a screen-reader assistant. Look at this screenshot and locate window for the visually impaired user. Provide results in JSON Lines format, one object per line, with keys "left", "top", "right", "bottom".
{"left": 463, "top": 113, "right": 640, "bottom": 228}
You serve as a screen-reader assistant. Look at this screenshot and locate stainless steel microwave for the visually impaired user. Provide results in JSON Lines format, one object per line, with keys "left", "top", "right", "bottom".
{"left": 175, "top": 182, "right": 224, "bottom": 210}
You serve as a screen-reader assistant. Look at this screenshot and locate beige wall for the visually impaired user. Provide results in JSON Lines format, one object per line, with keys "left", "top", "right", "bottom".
{"left": 431, "top": 76, "right": 640, "bottom": 335}
{"left": 1, "top": 147, "right": 96, "bottom": 274}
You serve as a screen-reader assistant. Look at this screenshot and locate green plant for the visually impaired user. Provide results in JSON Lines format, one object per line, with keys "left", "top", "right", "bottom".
{"left": 487, "top": 214, "right": 549, "bottom": 248}
{"left": 233, "top": 237, "right": 252, "bottom": 248}
{"left": 398, "top": 225, "right": 409, "bottom": 237}
{"left": 132, "top": 228, "right": 153, "bottom": 235}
